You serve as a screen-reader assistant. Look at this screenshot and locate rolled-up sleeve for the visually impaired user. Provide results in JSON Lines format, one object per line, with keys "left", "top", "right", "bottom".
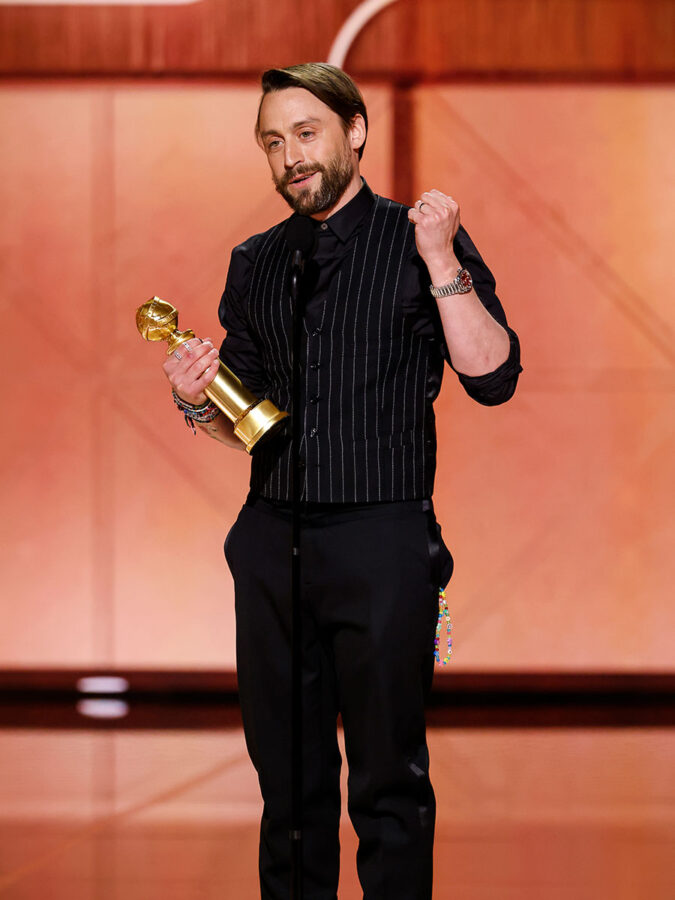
{"left": 218, "top": 242, "right": 270, "bottom": 399}
{"left": 452, "top": 226, "right": 522, "bottom": 406}
{"left": 454, "top": 325, "right": 522, "bottom": 406}
{"left": 403, "top": 224, "right": 522, "bottom": 406}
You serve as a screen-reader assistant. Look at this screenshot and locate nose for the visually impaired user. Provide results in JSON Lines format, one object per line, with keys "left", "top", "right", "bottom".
{"left": 283, "top": 137, "right": 303, "bottom": 171}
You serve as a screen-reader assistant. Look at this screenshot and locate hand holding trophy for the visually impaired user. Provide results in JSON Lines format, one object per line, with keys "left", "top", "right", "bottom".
{"left": 136, "top": 296, "right": 288, "bottom": 453}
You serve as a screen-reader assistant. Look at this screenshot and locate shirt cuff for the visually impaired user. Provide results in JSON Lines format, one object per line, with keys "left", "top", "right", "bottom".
{"left": 455, "top": 327, "right": 523, "bottom": 406}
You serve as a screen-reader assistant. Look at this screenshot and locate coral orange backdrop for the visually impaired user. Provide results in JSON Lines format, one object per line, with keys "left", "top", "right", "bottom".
{"left": 1, "top": 81, "right": 673, "bottom": 671}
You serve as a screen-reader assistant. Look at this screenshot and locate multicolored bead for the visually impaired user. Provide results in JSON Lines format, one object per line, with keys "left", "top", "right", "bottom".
{"left": 434, "top": 587, "right": 453, "bottom": 665}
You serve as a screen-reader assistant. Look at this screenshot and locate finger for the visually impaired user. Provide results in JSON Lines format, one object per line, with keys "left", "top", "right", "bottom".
{"left": 428, "top": 189, "right": 458, "bottom": 210}
{"left": 164, "top": 340, "right": 210, "bottom": 385}
{"left": 180, "top": 340, "right": 198, "bottom": 357}
{"left": 419, "top": 193, "right": 458, "bottom": 226}
{"left": 184, "top": 358, "right": 219, "bottom": 396}
{"left": 180, "top": 335, "right": 212, "bottom": 356}
{"left": 411, "top": 201, "right": 435, "bottom": 218}
{"left": 186, "top": 346, "right": 219, "bottom": 381}
{"left": 191, "top": 339, "right": 214, "bottom": 360}
{"left": 414, "top": 198, "right": 433, "bottom": 215}
{"left": 420, "top": 191, "right": 442, "bottom": 209}
{"left": 196, "top": 358, "right": 220, "bottom": 386}
{"left": 163, "top": 351, "right": 185, "bottom": 375}
{"left": 410, "top": 213, "right": 435, "bottom": 228}
{"left": 178, "top": 340, "right": 213, "bottom": 369}
{"left": 424, "top": 189, "right": 456, "bottom": 205}
{"left": 421, "top": 191, "right": 452, "bottom": 213}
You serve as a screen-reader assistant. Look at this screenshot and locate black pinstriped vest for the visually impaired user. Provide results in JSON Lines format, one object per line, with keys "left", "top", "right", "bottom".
{"left": 247, "top": 194, "right": 442, "bottom": 502}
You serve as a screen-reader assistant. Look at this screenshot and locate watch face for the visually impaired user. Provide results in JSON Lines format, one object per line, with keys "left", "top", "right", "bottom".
{"left": 459, "top": 269, "right": 473, "bottom": 291}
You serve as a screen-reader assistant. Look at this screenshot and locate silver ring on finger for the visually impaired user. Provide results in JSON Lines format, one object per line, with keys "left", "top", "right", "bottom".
{"left": 174, "top": 351, "right": 182, "bottom": 361}
{"left": 183, "top": 341, "right": 192, "bottom": 352}
{"left": 418, "top": 201, "right": 426, "bottom": 211}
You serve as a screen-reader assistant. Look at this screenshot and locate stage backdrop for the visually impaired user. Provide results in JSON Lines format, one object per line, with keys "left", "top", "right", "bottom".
{"left": 1, "top": 80, "right": 673, "bottom": 671}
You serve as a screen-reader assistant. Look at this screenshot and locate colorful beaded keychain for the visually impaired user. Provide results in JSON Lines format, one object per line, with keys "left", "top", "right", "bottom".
{"left": 434, "top": 587, "right": 453, "bottom": 665}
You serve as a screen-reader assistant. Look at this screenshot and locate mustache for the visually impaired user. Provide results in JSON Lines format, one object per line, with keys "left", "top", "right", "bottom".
{"left": 279, "top": 163, "right": 325, "bottom": 189}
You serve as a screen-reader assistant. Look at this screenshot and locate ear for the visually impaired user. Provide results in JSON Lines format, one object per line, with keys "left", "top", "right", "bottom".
{"left": 349, "top": 114, "right": 367, "bottom": 154}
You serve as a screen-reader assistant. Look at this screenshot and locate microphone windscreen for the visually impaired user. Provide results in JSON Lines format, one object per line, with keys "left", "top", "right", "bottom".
{"left": 285, "top": 215, "right": 317, "bottom": 259}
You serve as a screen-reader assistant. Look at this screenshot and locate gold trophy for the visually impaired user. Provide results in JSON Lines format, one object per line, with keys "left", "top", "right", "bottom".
{"left": 136, "top": 296, "right": 288, "bottom": 453}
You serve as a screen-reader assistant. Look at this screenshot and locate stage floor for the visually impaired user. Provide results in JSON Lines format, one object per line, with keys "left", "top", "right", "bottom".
{"left": 0, "top": 725, "right": 672, "bottom": 899}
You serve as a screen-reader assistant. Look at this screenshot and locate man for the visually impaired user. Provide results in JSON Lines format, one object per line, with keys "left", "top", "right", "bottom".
{"left": 163, "top": 63, "right": 521, "bottom": 900}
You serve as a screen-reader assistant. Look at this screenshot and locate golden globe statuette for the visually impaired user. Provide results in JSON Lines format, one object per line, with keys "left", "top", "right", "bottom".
{"left": 136, "top": 296, "right": 288, "bottom": 453}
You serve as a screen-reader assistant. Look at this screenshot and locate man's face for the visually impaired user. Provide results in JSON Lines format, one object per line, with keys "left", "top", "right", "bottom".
{"left": 258, "top": 87, "right": 361, "bottom": 216}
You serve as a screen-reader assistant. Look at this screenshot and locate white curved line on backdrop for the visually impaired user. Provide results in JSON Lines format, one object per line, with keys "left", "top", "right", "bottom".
{"left": 327, "top": 0, "right": 401, "bottom": 69}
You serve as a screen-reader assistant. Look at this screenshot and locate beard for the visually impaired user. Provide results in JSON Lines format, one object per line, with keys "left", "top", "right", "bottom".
{"left": 273, "top": 147, "right": 355, "bottom": 215}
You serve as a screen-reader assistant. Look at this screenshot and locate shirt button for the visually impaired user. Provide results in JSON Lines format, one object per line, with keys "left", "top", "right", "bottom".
{"left": 320, "top": 223, "right": 328, "bottom": 231}
{"left": 309, "top": 427, "right": 318, "bottom": 437}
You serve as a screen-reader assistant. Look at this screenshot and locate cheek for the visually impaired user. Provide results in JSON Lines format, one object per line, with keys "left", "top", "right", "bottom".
{"left": 267, "top": 157, "right": 284, "bottom": 182}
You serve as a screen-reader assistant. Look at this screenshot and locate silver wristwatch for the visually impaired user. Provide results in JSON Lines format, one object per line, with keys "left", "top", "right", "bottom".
{"left": 429, "top": 267, "right": 473, "bottom": 298}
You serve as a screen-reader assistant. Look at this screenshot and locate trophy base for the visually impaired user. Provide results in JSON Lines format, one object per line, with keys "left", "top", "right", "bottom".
{"left": 234, "top": 400, "right": 289, "bottom": 454}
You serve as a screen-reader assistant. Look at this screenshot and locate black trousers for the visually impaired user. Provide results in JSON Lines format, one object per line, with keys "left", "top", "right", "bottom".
{"left": 224, "top": 494, "right": 454, "bottom": 900}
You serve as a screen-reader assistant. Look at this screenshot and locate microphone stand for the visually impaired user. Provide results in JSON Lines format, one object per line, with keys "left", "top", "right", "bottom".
{"left": 289, "top": 246, "right": 305, "bottom": 900}
{"left": 284, "top": 214, "right": 315, "bottom": 900}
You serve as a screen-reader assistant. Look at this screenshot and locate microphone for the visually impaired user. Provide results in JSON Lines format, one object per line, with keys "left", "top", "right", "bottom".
{"left": 285, "top": 215, "right": 317, "bottom": 272}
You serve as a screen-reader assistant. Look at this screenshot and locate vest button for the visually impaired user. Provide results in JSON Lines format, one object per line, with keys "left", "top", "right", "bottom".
{"left": 312, "top": 327, "right": 322, "bottom": 336}
{"left": 310, "top": 395, "right": 320, "bottom": 404}
{"left": 309, "top": 362, "right": 320, "bottom": 370}
{"left": 310, "top": 427, "right": 318, "bottom": 437}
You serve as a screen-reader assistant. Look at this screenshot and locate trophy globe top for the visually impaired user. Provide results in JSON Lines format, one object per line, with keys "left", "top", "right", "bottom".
{"left": 136, "top": 297, "right": 179, "bottom": 343}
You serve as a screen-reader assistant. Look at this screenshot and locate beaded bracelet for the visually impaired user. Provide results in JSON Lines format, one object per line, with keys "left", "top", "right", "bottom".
{"left": 434, "top": 587, "right": 453, "bottom": 665}
{"left": 172, "top": 390, "right": 220, "bottom": 434}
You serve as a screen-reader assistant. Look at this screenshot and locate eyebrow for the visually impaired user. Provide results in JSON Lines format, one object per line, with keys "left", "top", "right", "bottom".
{"left": 260, "top": 118, "right": 322, "bottom": 139}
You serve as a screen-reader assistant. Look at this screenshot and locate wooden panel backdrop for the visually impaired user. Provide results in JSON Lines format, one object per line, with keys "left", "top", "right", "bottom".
{"left": 0, "top": 0, "right": 673, "bottom": 671}
{"left": 0, "top": 0, "right": 673, "bottom": 78}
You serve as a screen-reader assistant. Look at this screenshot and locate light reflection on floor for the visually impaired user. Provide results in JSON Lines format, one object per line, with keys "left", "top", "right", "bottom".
{"left": 0, "top": 726, "right": 672, "bottom": 899}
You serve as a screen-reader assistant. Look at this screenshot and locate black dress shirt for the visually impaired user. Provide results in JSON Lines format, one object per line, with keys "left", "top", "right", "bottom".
{"left": 219, "top": 180, "right": 522, "bottom": 503}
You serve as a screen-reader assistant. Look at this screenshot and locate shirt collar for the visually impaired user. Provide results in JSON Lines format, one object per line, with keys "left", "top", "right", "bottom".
{"left": 315, "top": 178, "right": 375, "bottom": 243}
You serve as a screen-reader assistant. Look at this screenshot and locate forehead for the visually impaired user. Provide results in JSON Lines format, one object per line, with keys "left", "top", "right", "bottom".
{"left": 258, "top": 87, "right": 337, "bottom": 133}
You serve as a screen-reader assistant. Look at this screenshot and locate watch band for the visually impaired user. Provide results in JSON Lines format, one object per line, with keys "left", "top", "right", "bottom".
{"left": 429, "top": 266, "right": 473, "bottom": 298}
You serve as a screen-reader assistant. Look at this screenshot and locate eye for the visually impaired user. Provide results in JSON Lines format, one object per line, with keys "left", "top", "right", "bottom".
{"left": 266, "top": 139, "right": 282, "bottom": 151}
{"left": 299, "top": 130, "right": 315, "bottom": 140}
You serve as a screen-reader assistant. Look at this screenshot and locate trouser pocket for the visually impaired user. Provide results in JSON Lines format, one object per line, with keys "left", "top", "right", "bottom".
{"left": 223, "top": 505, "right": 247, "bottom": 573}
{"left": 424, "top": 505, "right": 454, "bottom": 591}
